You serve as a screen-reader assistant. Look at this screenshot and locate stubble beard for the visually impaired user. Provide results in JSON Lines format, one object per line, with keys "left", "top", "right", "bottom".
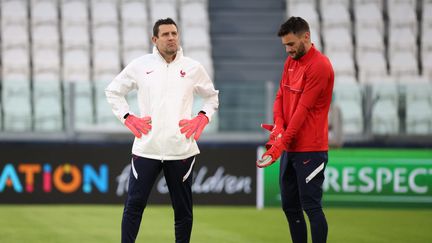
{"left": 292, "top": 42, "right": 306, "bottom": 60}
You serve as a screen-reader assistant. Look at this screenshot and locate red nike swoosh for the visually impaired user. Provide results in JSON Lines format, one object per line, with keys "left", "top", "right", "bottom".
{"left": 303, "top": 159, "right": 311, "bottom": 165}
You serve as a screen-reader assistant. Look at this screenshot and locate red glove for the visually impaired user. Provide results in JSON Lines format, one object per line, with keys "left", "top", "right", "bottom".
{"left": 261, "top": 118, "right": 284, "bottom": 149}
{"left": 179, "top": 113, "right": 209, "bottom": 140}
{"left": 256, "top": 139, "right": 285, "bottom": 168}
{"left": 124, "top": 115, "right": 152, "bottom": 138}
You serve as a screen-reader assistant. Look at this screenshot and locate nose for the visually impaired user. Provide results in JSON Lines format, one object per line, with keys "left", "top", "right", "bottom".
{"left": 168, "top": 33, "right": 176, "bottom": 40}
{"left": 285, "top": 46, "right": 291, "bottom": 53}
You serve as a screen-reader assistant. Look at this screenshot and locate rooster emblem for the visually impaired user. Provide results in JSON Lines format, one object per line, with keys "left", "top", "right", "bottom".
{"left": 180, "top": 70, "right": 186, "bottom": 77}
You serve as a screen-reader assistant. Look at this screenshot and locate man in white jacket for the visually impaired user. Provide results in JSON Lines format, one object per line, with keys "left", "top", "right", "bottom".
{"left": 105, "top": 18, "right": 219, "bottom": 243}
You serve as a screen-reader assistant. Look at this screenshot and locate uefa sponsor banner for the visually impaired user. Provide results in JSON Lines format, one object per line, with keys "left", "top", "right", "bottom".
{"left": 256, "top": 148, "right": 432, "bottom": 208}
{"left": 0, "top": 142, "right": 256, "bottom": 205}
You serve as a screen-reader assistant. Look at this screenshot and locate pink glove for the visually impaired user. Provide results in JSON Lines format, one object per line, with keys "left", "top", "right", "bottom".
{"left": 179, "top": 113, "right": 209, "bottom": 140}
{"left": 261, "top": 118, "right": 284, "bottom": 149}
{"left": 256, "top": 139, "right": 285, "bottom": 168}
{"left": 124, "top": 114, "right": 152, "bottom": 138}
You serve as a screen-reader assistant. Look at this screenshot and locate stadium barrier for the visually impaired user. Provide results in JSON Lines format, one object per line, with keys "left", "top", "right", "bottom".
{"left": 257, "top": 147, "right": 432, "bottom": 208}
{"left": 0, "top": 142, "right": 256, "bottom": 205}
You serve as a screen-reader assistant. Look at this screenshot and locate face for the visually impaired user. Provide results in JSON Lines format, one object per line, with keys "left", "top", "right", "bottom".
{"left": 152, "top": 24, "right": 179, "bottom": 58}
{"left": 281, "top": 32, "right": 309, "bottom": 60}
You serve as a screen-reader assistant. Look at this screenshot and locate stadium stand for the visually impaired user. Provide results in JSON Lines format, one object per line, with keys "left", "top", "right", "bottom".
{"left": 370, "top": 81, "right": 400, "bottom": 134}
{"left": 0, "top": 0, "right": 431, "bottom": 144}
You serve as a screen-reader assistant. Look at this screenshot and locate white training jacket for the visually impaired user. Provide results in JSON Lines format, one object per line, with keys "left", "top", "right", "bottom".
{"left": 105, "top": 47, "right": 219, "bottom": 161}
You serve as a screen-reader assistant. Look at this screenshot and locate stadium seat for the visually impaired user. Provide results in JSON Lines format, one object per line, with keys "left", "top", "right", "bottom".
{"left": 94, "top": 80, "right": 122, "bottom": 126}
{"left": 321, "top": 0, "right": 350, "bottom": 7}
{"left": 327, "top": 51, "right": 356, "bottom": 77}
{"left": 30, "top": 0, "right": 58, "bottom": 26}
{"left": 93, "top": 49, "right": 121, "bottom": 81}
{"left": 91, "top": 0, "right": 118, "bottom": 27}
{"left": 150, "top": 1, "right": 178, "bottom": 24}
{"left": 33, "top": 79, "right": 63, "bottom": 131}
{"left": 121, "top": 1, "right": 149, "bottom": 26}
{"left": 1, "top": 0, "right": 28, "bottom": 26}
{"left": 404, "top": 81, "right": 432, "bottom": 104}
{"left": 32, "top": 49, "right": 60, "bottom": 82}
{"left": 181, "top": 26, "right": 211, "bottom": 51}
{"left": 338, "top": 101, "right": 364, "bottom": 135}
{"left": 422, "top": 52, "right": 432, "bottom": 79}
{"left": 422, "top": 2, "right": 432, "bottom": 30}
{"left": 63, "top": 49, "right": 91, "bottom": 82}
{"left": 2, "top": 79, "right": 32, "bottom": 131}
{"left": 333, "top": 79, "right": 363, "bottom": 104}
{"left": 370, "top": 81, "right": 400, "bottom": 134}
{"left": 334, "top": 75, "right": 358, "bottom": 84}
{"left": 287, "top": 2, "right": 319, "bottom": 30}
{"left": 354, "top": 2, "right": 384, "bottom": 33}
{"left": 357, "top": 51, "right": 388, "bottom": 83}
{"left": 61, "top": 0, "right": 88, "bottom": 27}
{"left": 180, "top": 1, "right": 209, "bottom": 28}
{"left": 321, "top": 3, "right": 350, "bottom": 30}
{"left": 122, "top": 26, "right": 150, "bottom": 53}
{"left": 2, "top": 25, "right": 29, "bottom": 50}
{"left": 32, "top": 25, "right": 60, "bottom": 50}
{"left": 333, "top": 80, "right": 364, "bottom": 135}
{"left": 62, "top": 25, "right": 90, "bottom": 51}
{"left": 356, "top": 27, "right": 384, "bottom": 53}
{"left": 404, "top": 81, "right": 432, "bottom": 134}
{"left": 389, "top": 51, "right": 419, "bottom": 78}
{"left": 406, "top": 101, "right": 432, "bottom": 134}
{"left": 2, "top": 48, "right": 30, "bottom": 81}
{"left": 371, "top": 100, "right": 399, "bottom": 135}
{"left": 92, "top": 25, "right": 120, "bottom": 50}
{"left": 371, "top": 80, "right": 399, "bottom": 104}
{"left": 388, "top": 27, "right": 417, "bottom": 56}
{"left": 421, "top": 27, "right": 432, "bottom": 54}
{"left": 288, "top": 4, "right": 319, "bottom": 52}
{"left": 287, "top": 0, "right": 316, "bottom": 10}
{"left": 323, "top": 27, "right": 353, "bottom": 55}
{"left": 387, "top": 1, "right": 417, "bottom": 35}
{"left": 68, "top": 81, "right": 94, "bottom": 129}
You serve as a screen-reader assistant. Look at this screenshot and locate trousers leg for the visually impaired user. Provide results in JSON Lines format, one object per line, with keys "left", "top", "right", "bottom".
{"left": 304, "top": 207, "right": 328, "bottom": 243}
{"left": 162, "top": 157, "right": 195, "bottom": 243}
{"left": 122, "top": 156, "right": 162, "bottom": 243}
{"left": 280, "top": 152, "right": 307, "bottom": 243}
{"left": 293, "top": 152, "right": 328, "bottom": 243}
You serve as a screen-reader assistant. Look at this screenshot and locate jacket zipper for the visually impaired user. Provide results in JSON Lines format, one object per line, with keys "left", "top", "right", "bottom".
{"left": 160, "top": 63, "right": 170, "bottom": 163}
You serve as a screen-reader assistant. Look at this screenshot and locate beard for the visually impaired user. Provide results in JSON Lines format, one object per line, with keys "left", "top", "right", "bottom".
{"left": 292, "top": 42, "right": 306, "bottom": 60}
{"left": 164, "top": 43, "right": 178, "bottom": 55}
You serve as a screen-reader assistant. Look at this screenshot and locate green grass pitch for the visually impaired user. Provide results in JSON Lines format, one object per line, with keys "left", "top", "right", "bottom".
{"left": 0, "top": 205, "right": 431, "bottom": 243}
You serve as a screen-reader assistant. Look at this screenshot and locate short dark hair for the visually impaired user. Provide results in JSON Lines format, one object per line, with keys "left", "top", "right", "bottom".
{"left": 153, "top": 18, "right": 178, "bottom": 37}
{"left": 277, "top": 16, "right": 310, "bottom": 37}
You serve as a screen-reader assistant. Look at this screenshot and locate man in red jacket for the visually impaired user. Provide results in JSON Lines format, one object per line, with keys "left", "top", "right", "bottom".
{"left": 257, "top": 17, "right": 334, "bottom": 243}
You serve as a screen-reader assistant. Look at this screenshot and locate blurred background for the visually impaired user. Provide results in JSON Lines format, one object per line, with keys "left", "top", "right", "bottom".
{"left": 1, "top": 0, "right": 432, "bottom": 202}
{"left": 0, "top": 0, "right": 431, "bottom": 242}
{"left": 0, "top": 0, "right": 432, "bottom": 145}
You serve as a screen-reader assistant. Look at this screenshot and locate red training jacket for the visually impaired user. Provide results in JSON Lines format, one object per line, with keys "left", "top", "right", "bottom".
{"left": 273, "top": 45, "right": 334, "bottom": 152}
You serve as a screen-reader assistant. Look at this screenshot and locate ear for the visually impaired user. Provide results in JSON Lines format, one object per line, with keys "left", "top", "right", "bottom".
{"left": 151, "top": 36, "right": 157, "bottom": 45}
{"left": 303, "top": 31, "right": 311, "bottom": 41}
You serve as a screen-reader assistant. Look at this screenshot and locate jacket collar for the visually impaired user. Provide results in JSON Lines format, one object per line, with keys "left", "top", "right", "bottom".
{"left": 153, "top": 46, "right": 183, "bottom": 64}
{"left": 297, "top": 44, "right": 316, "bottom": 65}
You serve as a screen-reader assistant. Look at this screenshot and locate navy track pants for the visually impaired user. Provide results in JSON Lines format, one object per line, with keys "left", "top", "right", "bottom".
{"left": 121, "top": 155, "right": 195, "bottom": 243}
{"left": 280, "top": 151, "right": 328, "bottom": 243}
